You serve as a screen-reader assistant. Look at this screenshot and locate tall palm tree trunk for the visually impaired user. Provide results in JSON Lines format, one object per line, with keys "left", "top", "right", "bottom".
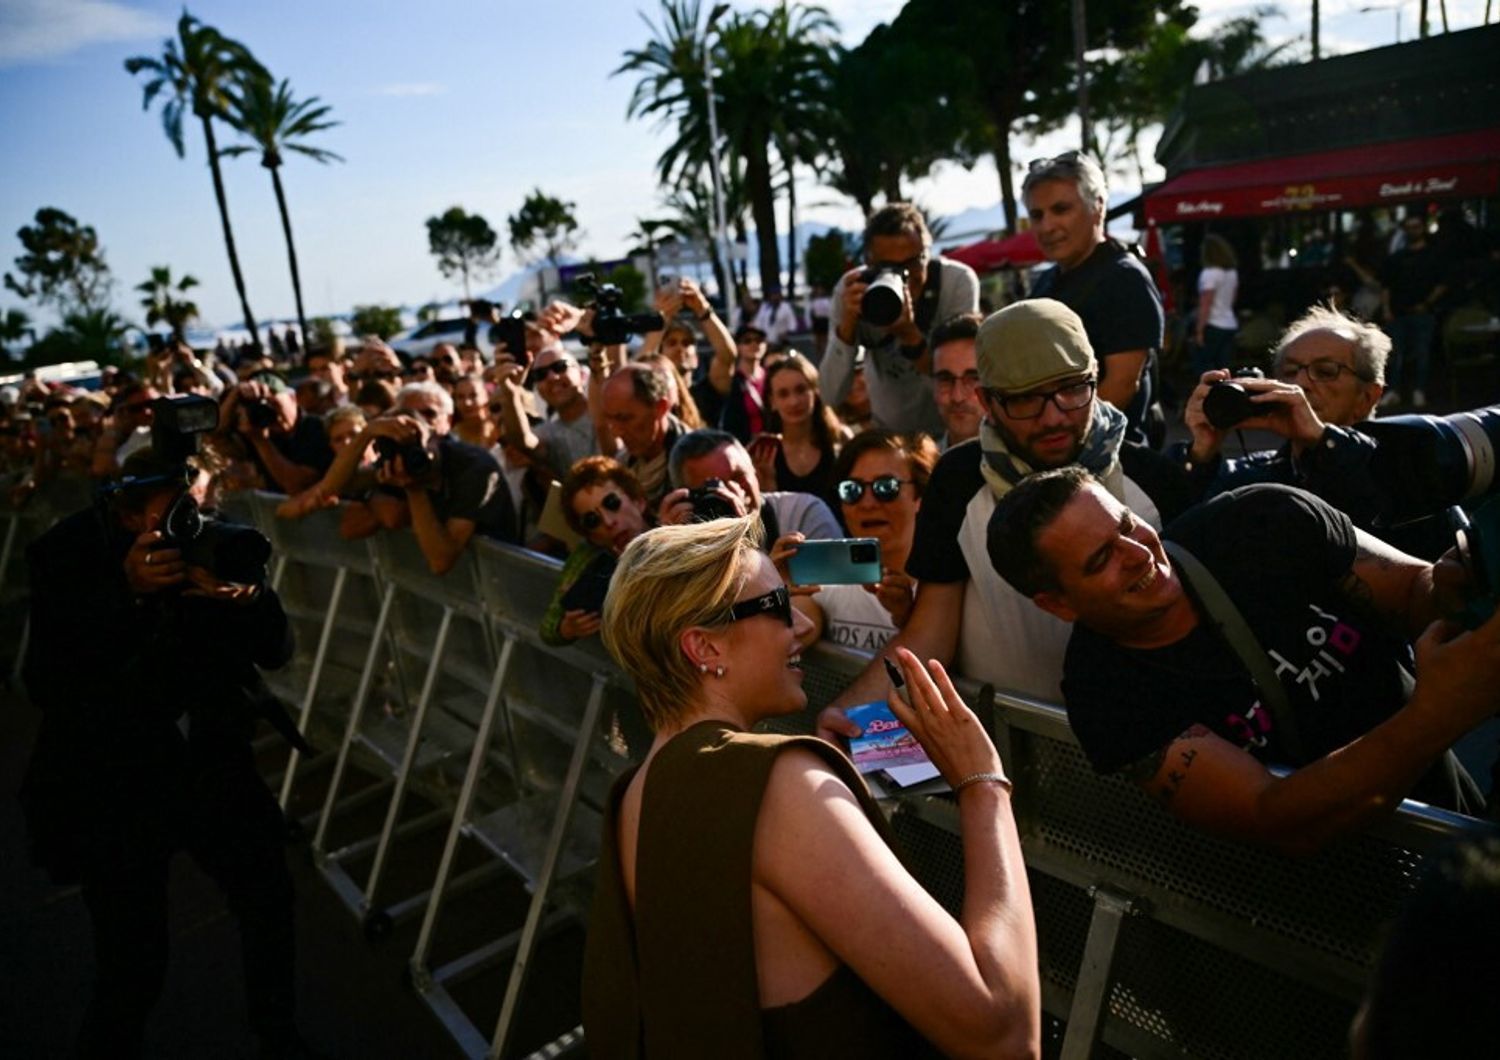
{"left": 201, "top": 114, "right": 260, "bottom": 348}
{"left": 784, "top": 159, "right": 798, "bottom": 302}
{"left": 745, "top": 140, "right": 781, "bottom": 296}
{"left": 995, "top": 128, "right": 1019, "bottom": 236}
{"left": 268, "top": 162, "right": 308, "bottom": 350}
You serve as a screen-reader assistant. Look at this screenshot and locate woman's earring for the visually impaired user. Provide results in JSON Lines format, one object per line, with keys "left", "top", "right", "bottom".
{"left": 714, "top": 665, "right": 726, "bottom": 678}
{"left": 698, "top": 662, "right": 709, "bottom": 674}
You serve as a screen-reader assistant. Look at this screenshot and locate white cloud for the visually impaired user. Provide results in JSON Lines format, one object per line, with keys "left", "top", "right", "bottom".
{"left": 0, "top": 0, "right": 166, "bottom": 68}
{"left": 375, "top": 82, "right": 447, "bottom": 97}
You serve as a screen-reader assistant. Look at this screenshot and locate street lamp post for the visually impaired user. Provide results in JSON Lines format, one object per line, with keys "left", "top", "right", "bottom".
{"left": 703, "top": 3, "right": 733, "bottom": 312}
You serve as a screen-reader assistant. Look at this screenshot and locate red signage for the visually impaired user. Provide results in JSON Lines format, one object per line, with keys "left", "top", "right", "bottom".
{"left": 1146, "top": 130, "right": 1500, "bottom": 222}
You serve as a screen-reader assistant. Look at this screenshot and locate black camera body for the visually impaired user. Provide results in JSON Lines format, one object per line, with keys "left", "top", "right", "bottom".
{"left": 242, "top": 398, "right": 278, "bottom": 430}
{"left": 575, "top": 273, "right": 664, "bottom": 346}
{"left": 858, "top": 266, "right": 906, "bottom": 329}
{"left": 688, "top": 478, "right": 738, "bottom": 522}
{"left": 372, "top": 435, "right": 433, "bottom": 478}
{"left": 1202, "top": 367, "right": 1267, "bottom": 431}
{"left": 116, "top": 394, "right": 274, "bottom": 586}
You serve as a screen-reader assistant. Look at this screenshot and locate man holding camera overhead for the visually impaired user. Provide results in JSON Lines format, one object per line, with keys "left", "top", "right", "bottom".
{"left": 821, "top": 203, "right": 979, "bottom": 437}
{"left": 219, "top": 370, "right": 333, "bottom": 494}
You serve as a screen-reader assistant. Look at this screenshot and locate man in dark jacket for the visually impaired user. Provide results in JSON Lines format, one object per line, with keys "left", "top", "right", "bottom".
{"left": 19, "top": 455, "right": 304, "bottom": 1058}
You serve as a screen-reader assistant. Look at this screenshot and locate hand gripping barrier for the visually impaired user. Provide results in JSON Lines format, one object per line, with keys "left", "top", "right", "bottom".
{"left": 14, "top": 480, "right": 1500, "bottom": 1059}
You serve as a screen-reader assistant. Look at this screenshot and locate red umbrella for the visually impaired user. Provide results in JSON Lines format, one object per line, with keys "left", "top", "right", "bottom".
{"left": 943, "top": 230, "right": 1044, "bottom": 272}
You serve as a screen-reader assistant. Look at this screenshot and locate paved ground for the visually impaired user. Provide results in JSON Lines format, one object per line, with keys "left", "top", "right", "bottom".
{"left": 0, "top": 685, "right": 586, "bottom": 1060}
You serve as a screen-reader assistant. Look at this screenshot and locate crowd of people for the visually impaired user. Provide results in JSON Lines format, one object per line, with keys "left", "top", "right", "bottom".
{"left": 6, "top": 149, "right": 1498, "bottom": 1056}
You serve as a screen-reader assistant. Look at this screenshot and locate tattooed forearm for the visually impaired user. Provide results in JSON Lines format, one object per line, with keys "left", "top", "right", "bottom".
{"left": 1121, "top": 745, "right": 1166, "bottom": 784}
{"left": 1123, "top": 724, "right": 1211, "bottom": 804}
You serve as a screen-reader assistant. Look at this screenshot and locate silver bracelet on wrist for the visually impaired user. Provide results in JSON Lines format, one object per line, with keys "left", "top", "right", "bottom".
{"left": 953, "top": 771, "right": 1012, "bottom": 795}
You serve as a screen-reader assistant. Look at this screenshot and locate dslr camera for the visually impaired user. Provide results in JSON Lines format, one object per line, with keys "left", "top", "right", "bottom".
{"left": 112, "top": 395, "right": 273, "bottom": 585}
{"left": 1202, "top": 367, "right": 1268, "bottom": 430}
{"left": 687, "top": 478, "right": 739, "bottom": 522}
{"left": 575, "top": 273, "right": 664, "bottom": 346}
{"left": 371, "top": 415, "right": 433, "bottom": 479}
{"left": 858, "top": 265, "right": 908, "bottom": 329}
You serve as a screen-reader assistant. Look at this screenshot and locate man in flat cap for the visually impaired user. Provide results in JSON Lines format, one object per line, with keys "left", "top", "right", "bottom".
{"left": 818, "top": 299, "right": 1191, "bottom": 737}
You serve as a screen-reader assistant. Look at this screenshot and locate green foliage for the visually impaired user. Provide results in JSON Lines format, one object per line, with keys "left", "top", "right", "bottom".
{"left": 606, "top": 264, "right": 649, "bottom": 312}
{"left": 417, "top": 302, "right": 443, "bottom": 324}
{"left": 507, "top": 189, "right": 582, "bottom": 266}
{"left": 124, "top": 12, "right": 268, "bottom": 156}
{"left": 350, "top": 304, "right": 403, "bottom": 340}
{"left": 425, "top": 206, "right": 501, "bottom": 300}
{"left": 136, "top": 265, "right": 200, "bottom": 338}
{"left": 4, "top": 207, "right": 114, "bottom": 315}
{"left": 618, "top": 0, "right": 839, "bottom": 294}
{"left": 0, "top": 308, "right": 31, "bottom": 357}
{"left": 220, "top": 75, "right": 342, "bottom": 169}
{"left": 307, "top": 316, "right": 339, "bottom": 349}
{"left": 803, "top": 230, "right": 852, "bottom": 291}
{"left": 26, "top": 308, "right": 133, "bottom": 368}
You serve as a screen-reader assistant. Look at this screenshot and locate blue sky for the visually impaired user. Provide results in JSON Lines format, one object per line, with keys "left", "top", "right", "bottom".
{"left": 0, "top": 0, "right": 1488, "bottom": 332}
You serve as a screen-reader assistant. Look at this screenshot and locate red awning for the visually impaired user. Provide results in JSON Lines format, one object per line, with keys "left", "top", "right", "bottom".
{"left": 944, "top": 230, "right": 1044, "bottom": 272}
{"left": 1145, "top": 129, "right": 1500, "bottom": 223}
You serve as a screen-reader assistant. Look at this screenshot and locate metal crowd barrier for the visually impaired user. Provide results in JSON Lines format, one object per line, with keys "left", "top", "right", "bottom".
{"left": 14, "top": 480, "right": 1499, "bottom": 1059}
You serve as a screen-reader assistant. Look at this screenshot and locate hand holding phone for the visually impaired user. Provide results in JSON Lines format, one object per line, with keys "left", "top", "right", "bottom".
{"left": 788, "top": 538, "right": 882, "bottom": 586}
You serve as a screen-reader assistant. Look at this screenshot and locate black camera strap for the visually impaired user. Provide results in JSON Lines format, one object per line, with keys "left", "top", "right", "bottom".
{"left": 1163, "top": 541, "right": 1308, "bottom": 763}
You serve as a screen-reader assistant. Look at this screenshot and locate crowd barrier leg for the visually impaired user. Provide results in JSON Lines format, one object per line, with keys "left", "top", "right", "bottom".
{"left": 10, "top": 614, "right": 30, "bottom": 689}
{"left": 276, "top": 565, "right": 348, "bottom": 810}
{"left": 357, "top": 604, "right": 456, "bottom": 932}
{"left": 312, "top": 581, "right": 396, "bottom": 858}
{"left": 1060, "top": 886, "right": 1138, "bottom": 1060}
{"left": 489, "top": 674, "right": 609, "bottom": 1060}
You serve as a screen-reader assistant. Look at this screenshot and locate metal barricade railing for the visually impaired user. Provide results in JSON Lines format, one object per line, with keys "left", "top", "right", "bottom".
{"left": 10, "top": 481, "right": 1494, "bottom": 1060}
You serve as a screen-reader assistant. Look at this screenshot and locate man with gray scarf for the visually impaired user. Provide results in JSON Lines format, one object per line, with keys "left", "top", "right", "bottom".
{"left": 818, "top": 300, "right": 1191, "bottom": 738}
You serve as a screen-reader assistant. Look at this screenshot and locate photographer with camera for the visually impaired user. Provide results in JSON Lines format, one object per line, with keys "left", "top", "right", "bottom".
{"left": 335, "top": 382, "right": 518, "bottom": 571}
{"left": 821, "top": 203, "right": 979, "bottom": 437}
{"left": 19, "top": 400, "right": 309, "bottom": 1057}
{"left": 217, "top": 371, "right": 333, "bottom": 495}
{"left": 1174, "top": 305, "right": 1391, "bottom": 534}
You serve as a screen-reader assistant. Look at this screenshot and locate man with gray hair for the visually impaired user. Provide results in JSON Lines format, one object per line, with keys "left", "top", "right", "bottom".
{"left": 1172, "top": 303, "right": 1392, "bottom": 539}
{"left": 820, "top": 202, "right": 980, "bottom": 436}
{"left": 1025, "top": 151, "right": 1165, "bottom": 447}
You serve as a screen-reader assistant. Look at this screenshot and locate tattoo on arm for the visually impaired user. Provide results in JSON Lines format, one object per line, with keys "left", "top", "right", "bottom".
{"left": 1339, "top": 540, "right": 1406, "bottom": 633}
{"left": 1124, "top": 724, "right": 1211, "bottom": 804}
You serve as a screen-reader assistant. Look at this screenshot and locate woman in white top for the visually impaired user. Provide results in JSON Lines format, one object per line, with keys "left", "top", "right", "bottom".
{"left": 793, "top": 430, "right": 939, "bottom": 652}
{"left": 1192, "top": 234, "right": 1240, "bottom": 376}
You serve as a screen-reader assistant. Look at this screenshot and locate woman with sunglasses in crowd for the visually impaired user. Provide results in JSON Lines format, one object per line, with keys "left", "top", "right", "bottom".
{"left": 583, "top": 513, "right": 1039, "bottom": 1058}
{"left": 793, "top": 430, "right": 939, "bottom": 651}
{"left": 540, "top": 456, "right": 653, "bottom": 645}
{"left": 752, "top": 354, "right": 850, "bottom": 503}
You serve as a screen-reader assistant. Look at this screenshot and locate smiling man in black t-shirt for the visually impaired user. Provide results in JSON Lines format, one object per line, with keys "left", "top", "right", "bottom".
{"left": 987, "top": 471, "right": 1496, "bottom": 853}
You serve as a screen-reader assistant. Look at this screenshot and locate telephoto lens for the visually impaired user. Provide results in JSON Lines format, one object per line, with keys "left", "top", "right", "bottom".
{"left": 859, "top": 267, "right": 906, "bottom": 328}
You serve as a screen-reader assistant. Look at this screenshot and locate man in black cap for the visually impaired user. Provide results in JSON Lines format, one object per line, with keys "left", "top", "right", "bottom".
{"left": 218, "top": 371, "right": 333, "bottom": 493}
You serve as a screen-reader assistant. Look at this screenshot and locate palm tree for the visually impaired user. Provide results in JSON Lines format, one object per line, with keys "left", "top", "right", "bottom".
{"left": 125, "top": 13, "right": 267, "bottom": 348}
{"left": 136, "top": 266, "right": 200, "bottom": 340}
{"left": 618, "top": 0, "right": 838, "bottom": 296}
{"left": 221, "top": 76, "right": 341, "bottom": 348}
{"left": 59, "top": 308, "right": 133, "bottom": 366}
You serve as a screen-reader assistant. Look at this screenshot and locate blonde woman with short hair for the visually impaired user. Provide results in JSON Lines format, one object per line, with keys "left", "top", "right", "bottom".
{"left": 582, "top": 515, "right": 1040, "bottom": 1059}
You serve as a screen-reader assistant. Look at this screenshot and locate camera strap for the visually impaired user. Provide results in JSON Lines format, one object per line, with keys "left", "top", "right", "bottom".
{"left": 1163, "top": 541, "right": 1308, "bottom": 763}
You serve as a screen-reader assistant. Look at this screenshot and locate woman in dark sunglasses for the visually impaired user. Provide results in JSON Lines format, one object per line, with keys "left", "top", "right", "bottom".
{"left": 791, "top": 430, "right": 939, "bottom": 650}
{"left": 540, "top": 456, "right": 653, "bottom": 645}
{"left": 584, "top": 514, "right": 1038, "bottom": 1058}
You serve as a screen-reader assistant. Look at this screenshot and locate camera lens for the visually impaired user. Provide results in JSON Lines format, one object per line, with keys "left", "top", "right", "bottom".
{"left": 1202, "top": 381, "right": 1258, "bottom": 431}
{"left": 850, "top": 542, "right": 877, "bottom": 565}
{"left": 860, "top": 269, "right": 906, "bottom": 329}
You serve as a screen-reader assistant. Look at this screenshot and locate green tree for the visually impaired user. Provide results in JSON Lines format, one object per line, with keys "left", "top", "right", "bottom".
{"left": 885, "top": 0, "right": 1179, "bottom": 231}
{"left": 126, "top": 12, "right": 268, "bottom": 347}
{"left": 605, "top": 264, "right": 649, "bottom": 312}
{"left": 508, "top": 189, "right": 582, "bottom": 267}
{"left": 618, "top": 0, "right": 838, "bottom": 296}
{"left": 221, "top": 75, "right": 342, "bottom": 350}
{"left": 136, "top": 265, "right": 200, "bottom": 340}
{"left": 803, "top": 230, "right": 852, "bottom": 291}
{"left": 307, "top": 316, "right": 339, "bottom": 350}
{"left": 425, "top": 207, "right": 501, "bottom": 302}
{"left": 0, "top": 308, "right": 32, "bottom": 358}
{"left": 350, "top": 304, "right": 403, "bottom": 339}
{"left": 26, "top": 308, "right": 133, "bottom": 368}
{"left": 4, "top": 207, "right": 114, "bottom": 315}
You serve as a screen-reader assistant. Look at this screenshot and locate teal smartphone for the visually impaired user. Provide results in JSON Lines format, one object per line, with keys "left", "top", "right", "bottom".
{"left": 788, "top": 538, "right": 882, "bottom": 586}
